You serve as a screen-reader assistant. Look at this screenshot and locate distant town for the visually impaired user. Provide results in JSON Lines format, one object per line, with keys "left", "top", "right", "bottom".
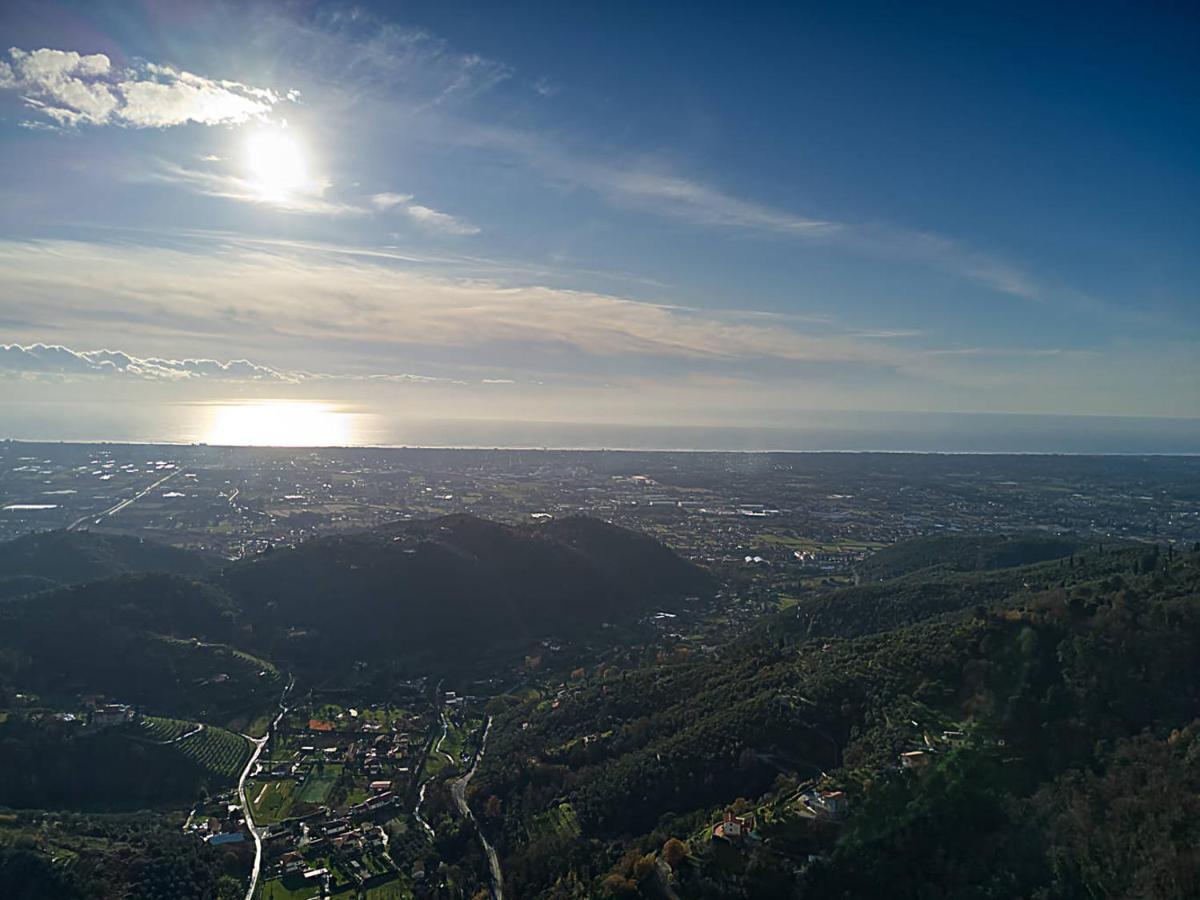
{"left": 3, "top": 441, "right": 1195, "bottom": 567}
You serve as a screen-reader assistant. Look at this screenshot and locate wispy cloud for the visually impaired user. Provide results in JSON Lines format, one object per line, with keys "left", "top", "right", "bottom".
{"left": 553, "top": 157, "right": 1042, "bottom": 299}
{"left": 435, "top": 121, "right": 1046, "bottom": 300}
{"left": 0, "top": 47, "right": 290, "bottom": 129}
{"left": 266, "top": 11, "right": 511, "bottom": 109}
{"left": 0, "top": 342, "right": 295, "bottom": 381}
{"left": 587, "top": 167, "right": 838, "bottom": 235}
{"left": 0, "top": 239, "right": 914, "bottom": 372}
{"left": 402, "top": 203, "right": 480, "bottom": 236}
{"left": 150, "top": 161, "right": 355, "bottom": 216}
{"left": 0, "top": 342, "right": 459, "bottom": 385}
{"left": 371, "top": 193, "right": 480, "bottom": 234}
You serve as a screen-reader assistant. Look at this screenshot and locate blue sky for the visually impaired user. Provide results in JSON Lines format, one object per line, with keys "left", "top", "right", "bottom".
{"left": 0, "top": 0, "right": 1197, "bottom": 442}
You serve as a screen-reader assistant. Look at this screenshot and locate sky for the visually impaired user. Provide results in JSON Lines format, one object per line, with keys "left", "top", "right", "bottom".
{"left": 0, "top": 1, "right": 1197, "bottom": 448}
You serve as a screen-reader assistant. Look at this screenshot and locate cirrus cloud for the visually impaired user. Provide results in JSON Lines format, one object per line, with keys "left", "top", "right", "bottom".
{"left": 371, "top": 192, "right": 480, "bottom": 235}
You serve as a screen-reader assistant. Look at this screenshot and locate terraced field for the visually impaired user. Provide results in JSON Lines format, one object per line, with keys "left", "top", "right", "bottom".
{"left": 174, "top": 724, "right": 252, "bottom": 781}
{"left": 137, "top": 715, "right": 195, "bottom": 743}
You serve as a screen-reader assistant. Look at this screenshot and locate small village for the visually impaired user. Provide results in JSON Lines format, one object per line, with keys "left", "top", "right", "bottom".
{"left": 178, "top": 684, "right": 499, "bottom": 899}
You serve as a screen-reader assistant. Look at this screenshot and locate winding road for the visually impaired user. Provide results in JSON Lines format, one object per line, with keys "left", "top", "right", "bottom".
{"left": 436, "top": 709, "right": 455, "bottom": 765}
{"left": 413, "top": 780, "right": 436, "bottom": 840}
{"left": 239, "top": 675, "right": 293, "bottom": 900}
{"left": 450, "top": 716, "right": 503, "bottom": 900}
{"left": 157, "top": 723, "right": 204, "bottom": 745}
{"left": 414, "top": 707, "right": 453, "bottom": 839}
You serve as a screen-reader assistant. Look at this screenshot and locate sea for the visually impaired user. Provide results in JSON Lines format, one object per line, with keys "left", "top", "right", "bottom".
{"left": 1, "top": 401, "right": 1199, "bottom": 455}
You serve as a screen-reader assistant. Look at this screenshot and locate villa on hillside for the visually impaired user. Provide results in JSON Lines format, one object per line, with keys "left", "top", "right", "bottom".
{"left": 803, "top": 789, "right": 849, "bottom": 820}
{"left": 900, "top": 750, "right": 932, "bottom": 769}
{"left": 712, "top": 810, "right": 756, "bottom": 842}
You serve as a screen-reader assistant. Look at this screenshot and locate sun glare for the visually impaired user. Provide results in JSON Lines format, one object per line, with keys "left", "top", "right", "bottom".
{"left": 202, "top": 401, "right": 357, "bottom": 447}
{"left": 243, "top": 128, "right": 308, "bottom": 199}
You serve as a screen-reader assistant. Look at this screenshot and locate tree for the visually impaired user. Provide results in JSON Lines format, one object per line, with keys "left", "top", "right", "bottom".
{"left": 633, "top": 852, "right": 657, "bottom": 880}
{"left": 663, "top": 838, "right": 688, "bottom": 868}
{"left": 599, "top": 873, "right": 638, "bottom": 897}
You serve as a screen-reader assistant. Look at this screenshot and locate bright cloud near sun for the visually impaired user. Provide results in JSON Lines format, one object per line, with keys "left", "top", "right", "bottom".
{"left": 0, "top": 47, "right": 289, "bottom": 129}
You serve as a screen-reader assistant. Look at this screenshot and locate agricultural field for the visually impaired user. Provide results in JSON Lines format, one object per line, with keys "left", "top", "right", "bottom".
{"left": 137, "top": 715, "right": 197, "bottom": 743}
{"left": 255, "top": 876, "right": 319, "bottom": 900}
{"left": 301, "top": 700, "right": 426, "bottom": 731}
{"left": 527, "top": 802, "right": 581, "bottom": 843}
{"left": 296, "top": 764, "right": 340, "bottom": 804}
{"left": 174, "top": 724, "right": 252, "bottom": 781}
{"left": 248, "top": 778, "right": 297, "bottom": 824}
{"left": 364, "top": 877, "right": 413, "bottom": 899}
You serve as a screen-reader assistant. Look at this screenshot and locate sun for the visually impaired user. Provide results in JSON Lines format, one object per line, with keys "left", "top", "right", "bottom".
{"left": 202, "top": 400, "right": 358, "bottom": 447}
{"left": 243, "top": 128, "right": 307, "bottom": 199}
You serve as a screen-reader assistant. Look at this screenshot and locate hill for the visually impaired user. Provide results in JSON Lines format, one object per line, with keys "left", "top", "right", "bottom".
{"left": 223, "top": 514, "right": 713, "bottom": 675}
{"left": 474, "top": 538, "right": 1200, "bottom": 899}
{"left": 0, "top": 573, "right": 278, "bottom": 729}
{"left": 0, "top": 530, "right": 220, "bottom": 593}
{"left": 0, "top": 715, "right": 250, "bottom": 810}
{"left": 855, "top": 532, "right": 1081, "bottom": 582}
{"left": 783, "top": 541, "right": 1142, "bottom": 641}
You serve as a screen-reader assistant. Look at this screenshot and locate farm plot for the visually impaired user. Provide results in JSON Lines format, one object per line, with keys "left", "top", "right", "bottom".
{"left": 296, "top": 764, "right": 340, "bottom": 804}
{"left": 174, "top": 725, "right": 251, "bottom": 782}
{"left": 248, "top": 778, "right": 297, "bottom": 824}
{"left": 137, "top": 715, "right": 195, "bottom": 743}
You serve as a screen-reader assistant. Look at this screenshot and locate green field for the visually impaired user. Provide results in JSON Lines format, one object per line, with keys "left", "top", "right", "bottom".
{"left": 248, "top": 778, "right": 296, "bottom": 824}
{"left": 137, "top": 715, "right": 195, "bottom": 743}
{"left": 255, "top": 876, "right": 320, "bottom": 900}
{"left": 364, "top": 877, "right": 413, "bottom": 899}
{"left": 296, "top": 764, "right": 340, "bottom": 804}
{"left": 528, "top": 802, "right": 581, "bottom": 842}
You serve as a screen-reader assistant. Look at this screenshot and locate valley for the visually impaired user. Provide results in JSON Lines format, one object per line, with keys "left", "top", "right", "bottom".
{"left": 0, "top": 446, "right": 1197, "bottom": 899}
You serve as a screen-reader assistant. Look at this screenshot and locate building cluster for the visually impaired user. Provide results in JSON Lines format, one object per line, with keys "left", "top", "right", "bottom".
{"left": 267, "top": 819, "right": 391, "bottom": 890}
{"left": 249, "top": 704, "right": 431, "bottom": 895}
{"left": 88, "top": 700, "right": 136, "bottom": 729}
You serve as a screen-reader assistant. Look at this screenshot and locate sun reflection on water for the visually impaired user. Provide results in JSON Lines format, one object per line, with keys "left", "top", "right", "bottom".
{"left": 202, "top": 401, "right": 362, "bottom": 447}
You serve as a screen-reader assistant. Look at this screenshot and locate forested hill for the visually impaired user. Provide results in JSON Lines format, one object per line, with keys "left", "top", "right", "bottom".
{"left": 475, "top": 539, "right": 1200, "bottom": 899}
{"left": 223, "top": 514, "right": 713, "bottom": 674}
{"left": 0, "top": 573, "right": 278, "bottom": 726}
{"left": 0, "top": 514, "right": 709, "bottom": 695}
{"left": 785, "top": 538, "right": 1127, "bottom": 641}
{"left": 0, "top": 529, "right": 219, "bottom": 597}
{"left": 854, "top": 532, "right": 1081, "bottom": 582}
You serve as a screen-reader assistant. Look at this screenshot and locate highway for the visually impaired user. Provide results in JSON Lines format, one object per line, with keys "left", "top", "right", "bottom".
{"left": 67, "top": 469, "right": 181, "bottom": 530}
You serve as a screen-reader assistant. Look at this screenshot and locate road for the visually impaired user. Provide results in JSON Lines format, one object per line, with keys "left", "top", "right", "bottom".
{"left": 450, "top": 716, "right": 502, "bottom": 900}
{"left": 435, "top": 708, "right": 455, "bottom": 765}
{"left": 239, "top": 675, "right": 293, "bottom": 900}
{"left": 414, "top": 780, "right": 436, "bottom": 840}
{"left": 67, "top": 469, "right": 181, "bottom": 530}
{"left": 154, "top": 723, "right": 204, "bottom": 745}
{"left": 414, "top": 706, "right": 452, "bottom": 840}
